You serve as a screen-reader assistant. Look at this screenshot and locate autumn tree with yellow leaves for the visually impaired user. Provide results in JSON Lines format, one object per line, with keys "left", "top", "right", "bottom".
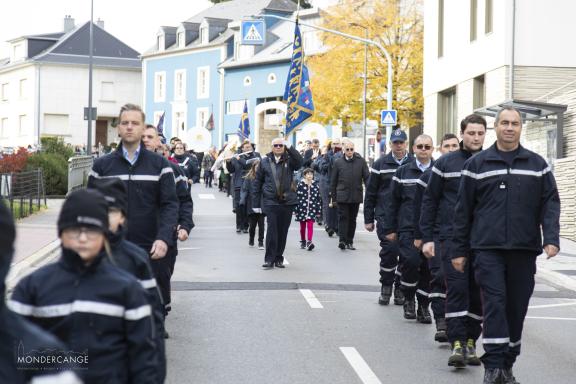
{"left": 307, "top": 0, "right": 423, "bottom": 130}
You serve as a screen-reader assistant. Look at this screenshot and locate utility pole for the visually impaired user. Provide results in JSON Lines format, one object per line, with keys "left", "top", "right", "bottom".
{"left": 87, "top": 0, "right": 94, "bottom": 155}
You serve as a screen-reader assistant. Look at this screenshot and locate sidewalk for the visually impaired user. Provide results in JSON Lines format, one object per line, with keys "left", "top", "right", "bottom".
{"left": 536, "top": 237, "right": 576, "bottom": 292}
{"left": 7, "top": 199, "right": 62, "bottom": 288}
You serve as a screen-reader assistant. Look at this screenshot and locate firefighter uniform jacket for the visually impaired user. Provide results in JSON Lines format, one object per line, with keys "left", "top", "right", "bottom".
{"left": 88, "top": 143, "right": 178, "bottom": 250}
{"left": 452, "top": 143, "right": 560, "bottom": 258}
{"left": 420, "top": 146, "right": 476, "bottom": 244}
{"left": 8, "top": 249, "right": 159, "bottom": 384}
{"left": 364, "top": 151, "right": 413, "bottom": 225}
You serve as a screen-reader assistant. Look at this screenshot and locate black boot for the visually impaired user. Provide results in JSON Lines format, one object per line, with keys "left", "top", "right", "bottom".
{"left": 300, "top": 240, "right": 306, "bottom": 249}
{"left": 501, "top": 368, "right": 519, "bottom": 384}
{"left": 403, "top": 299, "right": 416, "bottom": 319}
{"left": 378, "top": 285, "right": 392, "bottom": 305}
{"left": 465, "top": 338, "right": 482, "bottom": 366}
{"left": 393, "top": 287, "right": 405, "bottom": 305}
{"left": 434, "top": 318, "right": 448, "bottom": 342}
{"left": 483, "top": 368, "right": 504, "bottom": 384}
{"left": 416, "top": 304, "right": 432, "bottom": 324}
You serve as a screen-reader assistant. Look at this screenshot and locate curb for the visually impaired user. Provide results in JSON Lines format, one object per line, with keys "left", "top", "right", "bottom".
{"left": 537, "top": 263, "right": 576, "bottom": 293}
{"left": 6, "top": 239, "right": 61, "bottom": 291}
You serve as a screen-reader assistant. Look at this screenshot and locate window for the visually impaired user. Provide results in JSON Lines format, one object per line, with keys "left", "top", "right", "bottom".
{"left": 18, "top": 114, "right": 28, "bottom": 136}
{"left": 200, "top": 27, "right": 208, "bottom": 44}
{"left": 267, "top": 73, "right": 277, "bottom": 84}
{"left": 1, "top": 83, "right": 8, "bottom": 101}
{"left": 13, "top": 43, "right": 23, "bottom": 61}
{"left": 174, "top": 111, "right": 186, "bottom": 133}
{"left": 470, "top": 0, "right": 477, "bottom": 41}
{"left": 438, "top": 0, "right": 444, "bottom": 57}
{"left": 437, "top": 88, "right": 457, "bottom": 142}
{"left": 0, "top": 118, "right": 8, "bottom": 137}
{"left": 178, "top": 32, "right": 185, "bottom": 48}
{"left": 226, "top": 100, "right": 248, "bottom": 115}
{"left": 19, "top": 79, "right": 27, "bottom": 99}
{"left": 197, "top": 66, "right": 210, "bottom": 99}
{"left": 196, "top": 107, "right": 209, "bottom": 128}
{"left": 154, "top": 72, "right": 166, "bottom": 102}
{"left": 485, "top": 0, "right": 493, "bottom": 34}
{"left": 44, "top": 114, "right": 70, "bottom": 136}
{"left": 243, "top": 76, "right": 252, "bottom": 87}
{"left": 101, "top": 81, "right": 114, "bottom": 101}
{"left": 473, "top": 75, "right": 485, "bottom": 109}
{"left": 174, "top": 70, "right": 186, "bottom": 100}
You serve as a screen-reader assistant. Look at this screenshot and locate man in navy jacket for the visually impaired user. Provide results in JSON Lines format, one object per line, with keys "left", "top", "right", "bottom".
{"left": 452, "top": 107, "right": 560, "bottom": 384}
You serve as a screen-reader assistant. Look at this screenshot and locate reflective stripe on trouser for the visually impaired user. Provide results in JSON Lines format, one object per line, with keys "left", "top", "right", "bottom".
{"left": 473, "top": 249, "right": 536, "bottom": 369}
{"left": 442, "top": 240, "right": 482, "bottom": 344}
{"left": 398, "top": 232, "right": 431, "bottom": 303}
{"left": 376, "top": 221, "right": 401, "bottom": 286}
{"left": 428, "top": 241, "right": 446, "bottom": 319}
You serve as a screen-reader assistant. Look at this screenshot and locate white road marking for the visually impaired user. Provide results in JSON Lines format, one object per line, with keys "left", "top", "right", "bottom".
{"left": 178, "top": 247, "right": 201, "bottom": 251}
{"left": 528, "top": 301, "right": 576, "bottom": 309}
{"left": 283, "top": 258, "right": 290, "bottom": 265}
{"left": 339, "top": 347, "right": 382, "bottom": 384}
{"left": 198, "top": 194, "right": 215, "bottom": 199}
{"left": 299, "top": 289, "right": 323, "bottom": 309}
{"left": 526, "top": 316, "right": 576, "bottom": 321}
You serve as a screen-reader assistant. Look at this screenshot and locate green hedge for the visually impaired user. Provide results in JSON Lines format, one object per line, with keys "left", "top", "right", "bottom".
{"left": 26, "top": 138, "right": 74, "bottom": 196}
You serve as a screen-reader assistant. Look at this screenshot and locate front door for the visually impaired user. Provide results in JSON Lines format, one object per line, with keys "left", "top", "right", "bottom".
{"left": 95, "top": 120, "right": 108, "bottom": 147}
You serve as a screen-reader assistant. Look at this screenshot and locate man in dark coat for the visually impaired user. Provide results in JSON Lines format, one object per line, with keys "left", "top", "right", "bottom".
{"left": 330, "top": 139, "right": 370, "bottom": 250}
{"left": 253, "top": 137, "right": 303, "bottom": 269}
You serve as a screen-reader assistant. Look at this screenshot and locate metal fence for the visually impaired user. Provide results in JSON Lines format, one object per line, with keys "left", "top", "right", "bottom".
{"left": 1, "top": 169, "right": 46, "bottom": 219}
{"left": 68, "top": 156, "right": 94, "bottom": 193}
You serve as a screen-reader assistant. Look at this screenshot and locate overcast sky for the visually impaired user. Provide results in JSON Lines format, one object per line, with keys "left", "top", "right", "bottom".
{"left": 0, "top": 0, "right": 337, "bottom": 58}
{"left": 0, "top": 0, "right": 213, "bottom": 57}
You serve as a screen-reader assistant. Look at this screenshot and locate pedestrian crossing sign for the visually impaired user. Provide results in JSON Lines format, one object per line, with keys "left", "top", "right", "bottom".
{"left": 241, "top": 20, "right": 266, "bottom": 46}
{"left": 380, "top": 110, "right": 397, "bottom": 125}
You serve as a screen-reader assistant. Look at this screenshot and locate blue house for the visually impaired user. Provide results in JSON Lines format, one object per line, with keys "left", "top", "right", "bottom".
{"left": 142, "top": 0, "right": 330, "bottom": 153}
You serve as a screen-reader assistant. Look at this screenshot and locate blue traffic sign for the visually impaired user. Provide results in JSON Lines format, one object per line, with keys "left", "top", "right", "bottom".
{"left": 241, "top": 20, "right": 266, "bottom": 46}
{"left": 380, "top": 109, "right": 397, "bottom": 125}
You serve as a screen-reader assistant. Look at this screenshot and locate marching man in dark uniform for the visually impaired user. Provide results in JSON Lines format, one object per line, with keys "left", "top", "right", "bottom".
{"left": 365, "top": 128, "right": 413, "bottom": 305}
{"left": 452, "top": 107, "right": 560, "bottom": 384}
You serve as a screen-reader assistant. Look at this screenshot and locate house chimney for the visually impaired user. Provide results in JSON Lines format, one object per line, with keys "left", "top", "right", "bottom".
{"left": 63, "top": 15, "right": 75, "bottom": 33}
{"left": 96, "top": 18, "right": 105, "bottom": 29}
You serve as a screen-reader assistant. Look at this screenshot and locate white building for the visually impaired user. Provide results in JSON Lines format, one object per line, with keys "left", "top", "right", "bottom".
{"left": 424, "top": 0, "right": 576, "bottom": 238}
{"left": 0, "top": 16, "right": 141, "bottom": 149}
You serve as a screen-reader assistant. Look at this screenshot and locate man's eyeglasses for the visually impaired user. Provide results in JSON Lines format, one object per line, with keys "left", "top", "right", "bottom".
{"left": 344, "top": 148, "right": 355, "bottom": 152}
{"left": 416, "top": 144, "right": 432, "bottom": 150}
{"left": 63, "top": 227, "right": 102, "bottom": 240}
{"left": 273, "top": 144, "right": 284, "bottom": 148}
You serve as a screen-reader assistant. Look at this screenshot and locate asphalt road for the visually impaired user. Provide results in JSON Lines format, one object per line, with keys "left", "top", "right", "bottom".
{"left": 164, "top": 184, "right": 576, "bottom": 384}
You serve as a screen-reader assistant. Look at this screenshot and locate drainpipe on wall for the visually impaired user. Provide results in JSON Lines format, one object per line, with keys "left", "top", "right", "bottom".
{"left": 510, "top": 0, "right": 516, "bottom": 100}
{"left": 218, "top": 67, "right": 225, "bottom": 149}
{"left": 36, "top": 63, "right": 41, "bottom": 147}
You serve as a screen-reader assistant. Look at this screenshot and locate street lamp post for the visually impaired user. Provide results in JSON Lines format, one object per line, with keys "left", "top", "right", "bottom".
{"left": 255, "top": 14, "right": 394, "bottom": 147}
{"left": 350, "top": 22, "right": 368, "bottom": 159}
{"left": 87, "top": 0, "right": 94, "bottom": 155}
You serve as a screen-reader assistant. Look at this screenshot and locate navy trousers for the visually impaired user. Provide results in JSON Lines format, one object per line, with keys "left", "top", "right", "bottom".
{"left": 263, "top": 204, "right": 294, "bottom": 264}
{"left": 428, "top": 241, "right": 446, "bottom": 320}
{"left": 376, "top": 220, "right": 403, "bottom": 288}
{"left": 398, "top": 232, "right": 431, "bottom": 304}
{"left": 474, "top": 250, "right": 537, "bottom": 369}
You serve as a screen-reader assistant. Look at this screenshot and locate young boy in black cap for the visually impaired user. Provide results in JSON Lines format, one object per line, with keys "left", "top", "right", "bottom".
{"left": 8, "top": 189, "right": 160, "bottom": 384}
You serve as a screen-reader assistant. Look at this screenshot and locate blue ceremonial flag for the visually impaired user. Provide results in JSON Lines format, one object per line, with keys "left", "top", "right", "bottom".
{"left": 156, "top": 112, "right": 166, "bottom": 144}
{"left": 283, "top": 21, "right": 314, "bottom": 137}
{"left": 238, "top": 100, "right": 250, "bottom": 139}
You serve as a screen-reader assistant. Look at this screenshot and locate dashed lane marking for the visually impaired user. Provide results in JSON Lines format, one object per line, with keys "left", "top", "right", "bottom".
{"left": 340, "top": 347, "right": 382, "bottom": 384}
{"left": 198, "top": 194, "right": 216, "bottom": 199}
{"left": 299, "top": 289, "right": 323, "bottom": 309}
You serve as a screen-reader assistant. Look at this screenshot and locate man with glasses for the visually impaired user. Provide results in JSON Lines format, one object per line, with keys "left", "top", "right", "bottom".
{"left": 330, "top": 139, "right": 370, "bottom": 250}
{"left": 383, "top": 134, "right": 434, "bottom": 322}
{"left": 421, "top": 115, "right": 487, "bottom": 367}
{"left": 364, "top": 129, "right": 413, "bottom": 305}
{"left": 253, "top": 137, "right": 303, "bottom": 269}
